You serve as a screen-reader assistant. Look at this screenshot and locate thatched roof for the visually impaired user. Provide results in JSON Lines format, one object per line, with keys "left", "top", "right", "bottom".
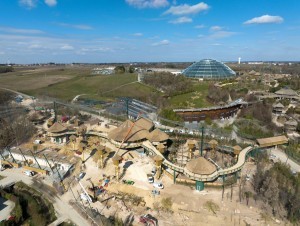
{"left": 233, "top": 145, "right": 242, "bottom": 151}
{"left": 69, "top": 135, "right": 77, "bottom": 141}
{"left": 107, "top": 120, "right": 149, "bottom": 142}
{"left": 48, "top": 122, "right": 67, "bottom": 133}
{"left": 135, "top": 117, "right": 154, "bottom": 131}
{"left": 148, "top": 129, "right": 169, "bottom": 142}
{"left": 209, "top": 140, "right": 218, "bottom": 145}
{"left": 273, "top": 102, "right": 284, "bottom": 108}
{"left": 275, "top": 88, "right": 298, "bottom": 96}
{"left": 257, "top": 135, "right": 288, "bottom": 148}
{"left": 187, "top": 139, "right": 197, "bottom": 145}
{"left": 156, "top": 143, "right": 165, "bottom": 150}
{"left": 89, "top": 118, "right": 101, "bottom": 126}
{"left": 186, "top": 157, "right": 217, "bottom": 175}
{"left": 285, "top": 120, "right": 297, "bottom": 126}
{"left": 249, "top": 70, "right": 256, "bottom": 75}
{"left": 153, "top": 155, "right": 164, "bottom": 162}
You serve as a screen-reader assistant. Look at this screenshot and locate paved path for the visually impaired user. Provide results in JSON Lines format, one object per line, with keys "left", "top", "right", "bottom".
{"left": 0, "top": 169, "right": 91, "bottom": 226}
{"left": 270, "top": 148, "right": 300, "bottom": 173}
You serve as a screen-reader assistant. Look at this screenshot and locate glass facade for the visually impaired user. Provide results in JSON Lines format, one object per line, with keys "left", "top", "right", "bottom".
{"left": 183, "top": 59, "right": 236, "bottom": 80}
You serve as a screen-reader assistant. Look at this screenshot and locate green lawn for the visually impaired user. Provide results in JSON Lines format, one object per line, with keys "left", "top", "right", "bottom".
{"left": 26, "top": 73, "right": 157, "bottom": 101}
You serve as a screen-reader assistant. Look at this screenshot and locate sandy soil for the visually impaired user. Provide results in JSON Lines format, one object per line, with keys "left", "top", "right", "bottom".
{"left": 70, "top": 151, "right": 287, "bottom": 226}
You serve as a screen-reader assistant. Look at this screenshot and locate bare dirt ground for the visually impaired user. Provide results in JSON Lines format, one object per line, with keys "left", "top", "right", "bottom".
{"left": 70, "top": 150, "right": 289, "bottom": 226}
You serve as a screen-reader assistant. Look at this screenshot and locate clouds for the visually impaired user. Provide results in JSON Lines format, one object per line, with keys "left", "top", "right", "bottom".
{"left": 57, "top": 23, "right": 93, "bottom": 30}
{"left": 126, "top": 0, "right": 169, "bottom": 8}
{"left": 244, "top": 15, "right": 284, "bottom": 24}
{"left": 0, "top": 26, "right": 44, "bottom": 34}
{"left": 60, "top": 44, "right": 74, "bottom": 50}
{"left": 19, "top": 0, "right": 57, "bottom": 9}
{"left": 152, "top": 39, "right": 169, "bottom": 46}
{"left": 45, "top": 0, "right": 57, "bottom": 7}
{"left": 133, "top": 33, "right": 143, "bottom": 36}
{"left": 210, "top": 26, "right": 222, "bottom": 31}
{"left": 207, "top": 26, "right": 236, "bottom": 39}
{"left": 164, "top": 2, "right": 209, "bottom": 16}
{"left": 169, "top": 16, "right": 192, "bottom": 24}
{"left": 19, "top": 0, "right": 37, "bottom": 9}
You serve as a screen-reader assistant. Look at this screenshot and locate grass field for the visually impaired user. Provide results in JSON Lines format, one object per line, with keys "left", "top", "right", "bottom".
{"left": 170, "top": 82, "right": 211, "bottom": 108}
{"left": 0, "top": 66, "right": 212, "bottom": 108}
{"left": 25, "top": 72, "right": 157, "bottom": 101}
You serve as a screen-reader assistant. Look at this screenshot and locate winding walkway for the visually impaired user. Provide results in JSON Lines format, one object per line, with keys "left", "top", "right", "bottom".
{"left": 50, "top": 128, "right": 254, "bottom": 181}
{"left": 142, "top": 141, "right": 253, "bottom": 182}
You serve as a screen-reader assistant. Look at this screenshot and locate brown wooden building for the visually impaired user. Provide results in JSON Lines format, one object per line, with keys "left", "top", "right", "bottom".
{"left": 174, "top": 101, "right": 243, "bottom": 122}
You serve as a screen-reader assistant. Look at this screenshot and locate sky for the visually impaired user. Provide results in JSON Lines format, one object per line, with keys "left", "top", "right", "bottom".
{"left": 0, "top": 0, "right": 299, "bottom": 63}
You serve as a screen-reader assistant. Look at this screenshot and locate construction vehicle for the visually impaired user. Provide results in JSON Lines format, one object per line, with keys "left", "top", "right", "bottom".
{"left": 122, "top": 179, "right": 135, "bottom": 185}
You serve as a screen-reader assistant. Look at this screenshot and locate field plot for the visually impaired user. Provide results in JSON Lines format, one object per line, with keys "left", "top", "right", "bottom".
{"left": 0, "top": 66, "right": 90, "bottom": 91}
{"left": 26, "top": 72, "right": 156, "bottom": 101}
{"left": 170, "top": 82, "right": 212, "bottom": 108}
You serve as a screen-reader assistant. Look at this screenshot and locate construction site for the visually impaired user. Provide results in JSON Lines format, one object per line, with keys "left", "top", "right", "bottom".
{"left": 0, "top": 97, "right": 282, "bottom": 226}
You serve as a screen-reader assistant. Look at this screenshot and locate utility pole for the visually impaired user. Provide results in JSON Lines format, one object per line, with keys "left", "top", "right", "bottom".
{"left": 200, "top": 126, "right": 204, "bottom": 156}
{"left": 125, "top": 98, "right": 129, "bottom": 119}
{"left": 53, "top": 101, "right": 57, "bottom": 122}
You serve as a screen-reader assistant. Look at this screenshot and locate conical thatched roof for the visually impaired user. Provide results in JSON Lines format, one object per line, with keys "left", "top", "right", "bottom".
{"left": 186, "top": 157, "right": 217, "bottom": 175}
{"left": 108, "top": 120, "right": 149, "bottom": 142}
{"left": 148, "top": 129, "right": 169, "bottom": 142}
{"left": 153, "top": 155, "right": 164, "bottom": 162}
{"left": 48, "top": 122, "right": 67, "bottom": 133}
{"left": 135, "top": 117, "right": 154, "bottom": 131}
{"left": 233, "top": 145, "right": 242, "bottom": 151}
{"left": 69, "top": 135, "right": 77, "bottom": 141}
{"left": 249, "top": 70, "right": 256, "bottom": 75}
{"left": 111, "top": 154, "right": 122, "bottom": 162}
{"left": 156, "top": 143, "right": 165, "bottom": 150}
{"left": 275, "top": 88, "right": 298, "bottom": 96}
{"left": 273, "top": 102, "right": 284, "bottom": 108}
{"left": 209, "top": 139, "right": 218, "bottom": 146}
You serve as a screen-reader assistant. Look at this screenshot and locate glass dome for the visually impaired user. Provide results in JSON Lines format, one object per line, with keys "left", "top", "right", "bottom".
{"left": 182, "top": 59, "right": 236, "bottom": 80}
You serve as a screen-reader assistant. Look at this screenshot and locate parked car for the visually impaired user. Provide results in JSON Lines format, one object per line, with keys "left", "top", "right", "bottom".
{"left": 23, "top": 170, "right": 35, "bottom": 177}
{"left": 77, "top": 172, "right": 86, "bottom": 180}
{"left": 80, "top": 193, "right": 92, "bottom": 202}
{"left": 147, "top": 174, "right": 154, "bottom": 183}
{"left": 151, "top": 167, "right": 156, "bottom": 176}
{"left": 153, "top": 182, "right": 164, "bottom": 189}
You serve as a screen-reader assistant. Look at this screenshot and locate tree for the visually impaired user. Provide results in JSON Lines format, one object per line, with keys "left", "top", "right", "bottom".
{"left": 204, "top": 200, "right": 220, "bottom": 215}
{"left": 244, "top": 191, "right": 252, "bottom": 206}
{"left": 161, "top": 197, "right": 173, "bottom": 212}
{"left": 114, "top": 65, "right": 126, "bottom": 74}
{"left": 128, "top": 66, "right": 135, "bottom": 73}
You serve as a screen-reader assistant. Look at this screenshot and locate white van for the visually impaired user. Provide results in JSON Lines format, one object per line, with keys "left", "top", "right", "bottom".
{"left": 23, "top": 170, "right": 35, "bottom": 177}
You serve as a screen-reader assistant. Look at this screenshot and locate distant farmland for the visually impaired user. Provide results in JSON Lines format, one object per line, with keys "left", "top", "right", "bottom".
{"left": 0, "top": 65, "right": 211, "bottom": 108}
